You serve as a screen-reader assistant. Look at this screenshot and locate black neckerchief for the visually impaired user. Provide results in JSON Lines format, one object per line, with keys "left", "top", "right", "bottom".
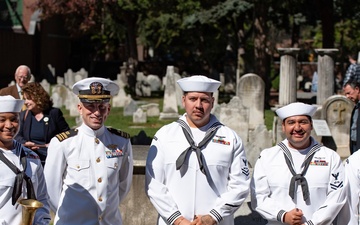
{"left": 0, "top": 146, "right": 36, "bottom": 205}
{"left": 278, "top": 141, "right": 320, "bottom": 201}
{"left": 175, "top": 119, "right": 222, "bottom": 175}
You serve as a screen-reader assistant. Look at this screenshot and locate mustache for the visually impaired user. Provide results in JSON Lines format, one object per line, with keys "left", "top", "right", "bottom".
{"left": 291, "top": 130, "right": 306, "bottom": 135}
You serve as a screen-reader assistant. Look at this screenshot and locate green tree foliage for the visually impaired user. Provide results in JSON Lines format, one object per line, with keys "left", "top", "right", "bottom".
{"left": 31, "top": 0, "right": 360, "bottom": 95}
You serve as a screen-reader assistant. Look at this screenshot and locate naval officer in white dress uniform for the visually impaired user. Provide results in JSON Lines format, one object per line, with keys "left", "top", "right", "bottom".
{"left": 44, "top": 77, "right": 133, "bottom": 225}
{"left": 145, "top": 75, "right": 251, "bottom": 225}
{"left": 251, "top": 102, "right": 346, "bottom": 225}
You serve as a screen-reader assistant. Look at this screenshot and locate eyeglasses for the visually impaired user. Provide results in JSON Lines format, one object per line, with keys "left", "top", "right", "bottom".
{"left": 16, "top": 76, "right": 28, "bottom": 80}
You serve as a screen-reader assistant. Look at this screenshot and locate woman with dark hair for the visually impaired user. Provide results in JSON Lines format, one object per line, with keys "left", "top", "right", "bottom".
{"left": 15, "top": 82, "right": 70, "bottom": 166}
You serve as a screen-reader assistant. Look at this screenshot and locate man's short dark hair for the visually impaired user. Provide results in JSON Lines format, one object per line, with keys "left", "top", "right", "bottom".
{"left": 344, "top": 79, "right": 360, "bottom": 89}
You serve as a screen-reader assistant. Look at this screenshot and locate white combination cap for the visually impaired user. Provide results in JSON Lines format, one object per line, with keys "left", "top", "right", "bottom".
{"left": 276, "top": 102, "right": 317, "bottom": 120}
{"left": 72, "top": 77, "right": 119, "bottom": 103}
{"left": 177, "top": 75, "right": 221, "bottom": 92}
{"left": 0, "top": 95, "right": 24, "bottom": 113}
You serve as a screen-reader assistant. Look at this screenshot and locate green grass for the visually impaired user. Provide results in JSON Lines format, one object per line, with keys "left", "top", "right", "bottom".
{"left": 61, "top": 98, "right": 275, "bottom": 138}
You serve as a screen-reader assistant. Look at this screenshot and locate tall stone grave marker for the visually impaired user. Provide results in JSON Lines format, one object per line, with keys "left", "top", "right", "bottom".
{"left": 237, "top": 73, "right": 264, "bottom": 129}
{"left": 322, "top": 95, "right": 353, "bottom": 158}
{"left": 40, "top": 79, "right": 50, "bottom": 94}
{"left": 159, "top": 66, "right": 180, "bottom": 120}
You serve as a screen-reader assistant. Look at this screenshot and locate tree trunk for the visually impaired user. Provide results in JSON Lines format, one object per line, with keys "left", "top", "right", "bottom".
{"left": 253, "top": 2, "right": 271, "bottom": 109}
{"left": 123, "top": 12, "right": 138, "bottom": 59}
{"left": 316, "top": 0, "right": 334, "bottom": 48}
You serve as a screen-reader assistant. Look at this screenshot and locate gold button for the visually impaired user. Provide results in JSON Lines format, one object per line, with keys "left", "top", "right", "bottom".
{"left": 114, "top": 163, "right": 118, "bottom": 168}
{"left": 95, "top": 138, "right": 99, "bottom": 144}
{"left": 98, "top": 197, "right": 103, "bottom": 202}
{"left": 98, "top": 177, "right": 102, "bottom": 183}
{"left": 76, "top": 165, "right": 80, "bottom": 169}
{"left": 99, "top": 216, "right": 102, "bottom": 221}
{"left": 96, "top": 157, "right": 101, "bottom": 163}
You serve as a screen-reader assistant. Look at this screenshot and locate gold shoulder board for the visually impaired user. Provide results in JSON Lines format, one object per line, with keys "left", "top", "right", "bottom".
{"left": 107, "top": 127, "right": 130, "bottom": 139}
{"left": 55, "top": 129, "right": 78, "bottom": 142}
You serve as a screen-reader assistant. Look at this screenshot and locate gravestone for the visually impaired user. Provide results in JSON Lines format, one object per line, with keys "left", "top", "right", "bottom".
{"left": 77, "top": 68, "right": 88, "bottom": 79}
{"left": 124, "top": 99, "right": 138, "bottom": 116}
{"left": 159, "top": 66, "right": 180, "bottom": 120}
{"left": 51, "top": 84, "right": 70, "bottom": 108}
{"left": 47, "top": 64, "right": 55, "bottom": 77}
{"left": 237, "top": 73, "right": 265, "bottom": 129}
{"left": 141, "top": 103, "right": 160, "bottom": 117}
{"left": 40, "top": 79, "right": 50, "bottom": 94}
{"left": 66, "top": 92, "right": 80, "bottom": 117}
{"left": 135, "top": 72, "right": 151, "bottom": 97}
{"left": 133, "top": 108, "right": 147, "bottom": 123}
{"left": 247, "top": 124, "right": 272, "bottom": 168}
{"left": 212, "top": 96, "right": 249, "bottom": 142}
{"left": 52, "top": 92, "right": 61, "bottom": 108}
{"left": 74, "top": 74, "right": 82, "bottom": 83}
{"left": 57, "top": 76, "right": 64, "bottom": 85}
{"left": 64, "top": 69, "right": 74, "bottom": 88}
{"left": 111, "top": 77, "right": 132, "bottom": 107}
{"left": 162, "top": 71, "right": 182, "bottom": 108}
{"left": 322, "top": 95, "right": 353, "bottom": 158}
{"left": 147, "top": 75, "right": 162, "bottom": 91}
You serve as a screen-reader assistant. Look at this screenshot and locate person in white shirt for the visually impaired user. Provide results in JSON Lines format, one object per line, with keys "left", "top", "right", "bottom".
{"left": 0, "top": 95, "right": 50, "bottom": 225}
{"left": 337, "top": 149, "right": 360, "bottom": 224}
{"left": 251, "top": 102, "right": 346, "bottom": 225}
{"left": 44, "top": 77, "right": 133, "bottom": 225}
{"left": 145, "top": 75, "right": 250, "bottom": 225}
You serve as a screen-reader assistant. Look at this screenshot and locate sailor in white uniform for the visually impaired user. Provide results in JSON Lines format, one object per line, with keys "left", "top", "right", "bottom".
{"left": 337, "top": 150, "right": 360, "bottom": 225}
{"left": 145, "top": 75, "right": 250, "bottom": 225}
{"left": 251, "top": 102, "right": 346, "bottom": 225}
{"left": 44, "top": 77, "right": 133, "bottom": 225}
{"left": 0, "top": 95, "right": 50, "bottom": 225}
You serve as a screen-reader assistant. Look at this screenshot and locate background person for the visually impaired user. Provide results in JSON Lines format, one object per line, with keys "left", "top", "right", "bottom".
{"left": 15, "top": 82, "right": 70, "bottom": 166}
{"left": 0, "top": 65, "right": 32, "bottom": 99}
{"left": 0, "top": 95, "right": 50, "bottom": 225}
{"left": 44, "top": 77, "right": 133, "bottom": 225}
{"left": 251, "top": 102, "right": 346, "bottom": 225}
{"left": 343, "top": 53, "right": 360, "bottom": 86}
{"left": 145, "top": 75, "right": 250, "bottom": 225}
{"left": 343, "top": 79, "right": 360, "bottom": 154}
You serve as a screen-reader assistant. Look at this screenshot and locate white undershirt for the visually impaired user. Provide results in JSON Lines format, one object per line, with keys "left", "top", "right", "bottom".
{"left": 288, "top": 146, "right": 310, "bottom": 173}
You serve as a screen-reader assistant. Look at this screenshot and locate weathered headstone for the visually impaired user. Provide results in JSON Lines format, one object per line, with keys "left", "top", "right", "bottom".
{"left": 51, "top": 84, "right": 70, "bottom": 108}
{"left": 212, "top": 96, "right": 249, "bottom": 142}
{"left": 322, "top": 95, "right": 353, "bottom": 158}
{"left": 40, "top": 79, "right": 50, "bottom": 94}
{"left": 237, "top": 73, "right": 265, "bottom": 129}
{"left": 147, "top": 75, "right": 162, "bottom": 91}
{"left": 141, "top": 103, "right": 160, "bottom": 117}
{"left": 246, "top": 124, "right": 272, "bottom": 168}
{"left": 124, "top": 99, "right": 138, "bottom": 116}
{"left": 133, "top": 108, "right": 147, "bottom": 123}
{"left": 64, "top": 69, "right": 74, "bottom": 88}
{"left": 159, "top": 66, "right": 180, "bottom": 120}
{"left": 67, "top": 92, "right": 80, "bottom": 117}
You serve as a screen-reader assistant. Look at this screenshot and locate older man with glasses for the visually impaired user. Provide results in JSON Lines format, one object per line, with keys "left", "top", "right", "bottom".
{"left": 0, "top": 65, "right": 32, "bottom": 99}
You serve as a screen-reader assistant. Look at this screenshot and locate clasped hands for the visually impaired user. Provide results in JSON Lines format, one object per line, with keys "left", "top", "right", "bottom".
{"left": 283, "top": 208, "right": 305, "bottom": 225}
{"left": 174, "top": 215, "right": 216, "bottom": 225}
{"left": 24, "top": 141, "right": 48, "bottom": 150}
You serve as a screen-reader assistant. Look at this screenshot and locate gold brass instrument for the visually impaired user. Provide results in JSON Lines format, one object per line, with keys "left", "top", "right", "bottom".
{"left": 19, "top": 199, "right": 43, "bottom": 225}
